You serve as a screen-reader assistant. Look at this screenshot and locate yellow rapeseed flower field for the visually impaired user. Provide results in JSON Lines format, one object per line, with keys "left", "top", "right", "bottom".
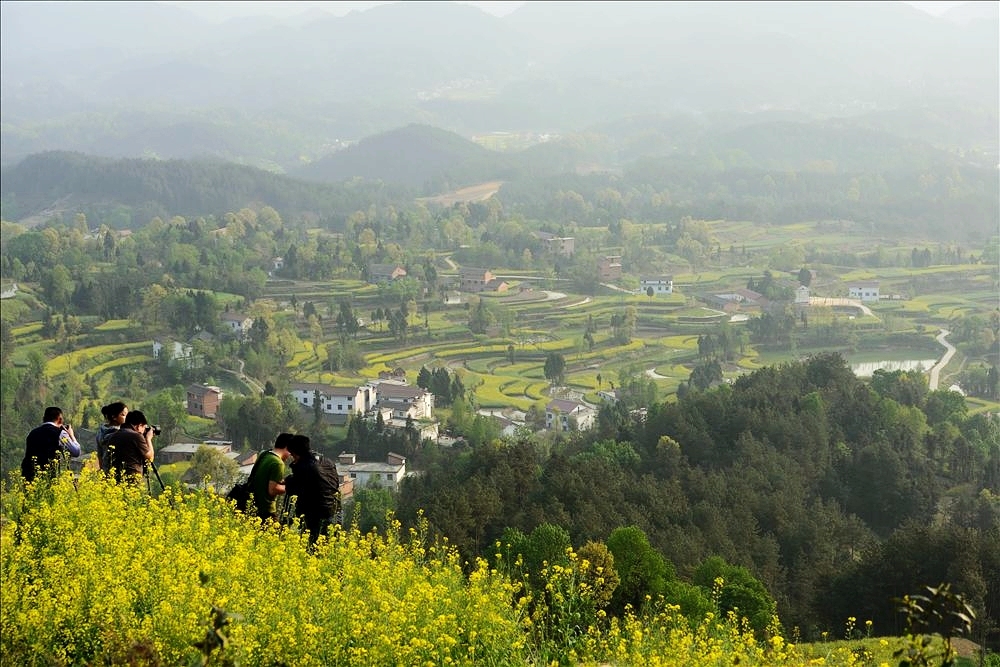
{"left": 2, "top": 471, "right": 914, "bottom": 666}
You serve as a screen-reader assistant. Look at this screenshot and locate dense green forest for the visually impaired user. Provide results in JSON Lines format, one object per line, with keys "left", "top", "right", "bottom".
{"left": 396, "top": 353, "right": 1000, "bottom": 641}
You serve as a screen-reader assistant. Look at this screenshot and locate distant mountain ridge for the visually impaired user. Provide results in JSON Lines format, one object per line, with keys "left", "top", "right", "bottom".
{"left": 1, "top": 112, "right": 984, "bottom": 229}
{"left": 1, "top": 1, "right": 995, "bottom": 168}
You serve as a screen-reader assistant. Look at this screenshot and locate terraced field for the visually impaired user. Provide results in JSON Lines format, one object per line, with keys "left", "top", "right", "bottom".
{"left": 15, "top": 219, "right": 996, "bottom": 430}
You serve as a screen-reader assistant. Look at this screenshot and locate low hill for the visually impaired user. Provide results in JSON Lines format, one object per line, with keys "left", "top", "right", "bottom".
{"left": 0, "top": 151, "right": 412, "bottom": 226}
{"left": 291, "top": 124, "right": 516, "bottom": 192}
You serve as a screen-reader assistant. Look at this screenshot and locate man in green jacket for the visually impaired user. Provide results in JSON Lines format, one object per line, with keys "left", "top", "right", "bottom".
{"left": 251, "top": 433, "right": 291, "bottom": 522}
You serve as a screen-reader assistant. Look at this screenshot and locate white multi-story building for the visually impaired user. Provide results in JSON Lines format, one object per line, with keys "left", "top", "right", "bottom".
{"left": 220, "top": 312, "right": 254, "bottom": 340}
{"left": 290, "top": 383, "right": 376, "bottom": 416}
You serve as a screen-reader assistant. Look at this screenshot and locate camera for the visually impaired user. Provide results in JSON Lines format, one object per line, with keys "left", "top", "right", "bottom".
{"left": 149, "top": 424, "right": 162, "bottom": 436}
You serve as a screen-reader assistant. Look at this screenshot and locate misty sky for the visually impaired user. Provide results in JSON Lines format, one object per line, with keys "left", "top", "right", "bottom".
{"left": 157, "top": 0, "right": 968, "bottom": 21}
{"left": 158, "top": 1, "right": 526, "bottom": 20}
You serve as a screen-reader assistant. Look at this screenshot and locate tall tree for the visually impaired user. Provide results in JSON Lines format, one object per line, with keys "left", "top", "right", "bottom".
{"left": 544, "top": 352, "right": 566, "bottom": 385}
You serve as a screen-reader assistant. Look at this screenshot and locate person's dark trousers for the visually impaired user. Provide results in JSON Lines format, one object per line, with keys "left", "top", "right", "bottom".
{"left": 304, "top": 513, "right": 333, "bottom": 545}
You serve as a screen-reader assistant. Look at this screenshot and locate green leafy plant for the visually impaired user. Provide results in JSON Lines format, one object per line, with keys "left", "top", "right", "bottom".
{"left": 893, "top": 583, "right": 975, "bottom": 667}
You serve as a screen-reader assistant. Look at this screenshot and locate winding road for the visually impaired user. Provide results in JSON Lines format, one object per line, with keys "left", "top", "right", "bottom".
{"left": 928, "top": 329, "right": 955, "bottom": 391}
{"left": 224, "top": 359, "right": 266, "bottom": 395}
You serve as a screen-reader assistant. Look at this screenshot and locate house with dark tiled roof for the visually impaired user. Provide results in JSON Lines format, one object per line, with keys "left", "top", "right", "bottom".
{"left": 545, "top": 399, "right": 596, "bottom": 432}
{"left": 336, "top": 452, "right": 406, "bottom": 493}
{"left": 368, "top": 263, "right": 407, "bottom": 284}
{"left": 220, "top": 312, "right": 254, "bottom": 340}
{"left": 485, "top": 278, "right": 509, "bottom": 293}
{"left": 460, "top": 268, "right": 494, "bottom": 293}
{"left": 374, "top": 382, "right": 435, "bottom": 420}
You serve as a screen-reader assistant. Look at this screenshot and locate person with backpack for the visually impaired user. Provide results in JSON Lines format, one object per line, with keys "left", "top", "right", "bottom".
{"left": 283, "top": 434, "right": 340, "bottom": 546}
{"left": 21, "top": 406, "right": 82, "bottom": 483}
{"left": 107, "top": 410, "right": 155, "bottom": 486}
{"left": 95, "top": 401, "right": 127, "bottom": 475}
{"left": 250, "top": 433, "right": 291, "bottom": 522}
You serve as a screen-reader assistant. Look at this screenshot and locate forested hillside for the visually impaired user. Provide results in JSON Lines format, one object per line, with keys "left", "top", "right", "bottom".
{"left": 291, "top": 124, "right": 517, "bottom": 192}
{"left": 4, "top": 113, "right": 997, "bottom": 243}
{"left": 0, "top": 151, "right": 411, "bottom": 225}
{"left": 397, "top": 353, "right": 1000, "bottom": 641}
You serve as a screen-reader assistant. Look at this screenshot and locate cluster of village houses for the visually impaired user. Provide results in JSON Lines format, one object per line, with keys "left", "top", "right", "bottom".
{"left": 163, "top": 368, "right": 605, "bottom": 505}
{"left": 154, "top": 247, "right": 883, "bottom": 498}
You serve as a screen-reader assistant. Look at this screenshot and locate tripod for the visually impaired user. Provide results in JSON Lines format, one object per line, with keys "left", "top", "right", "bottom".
{"left": 145, "top": 460, "right": 166, "bottom": 492}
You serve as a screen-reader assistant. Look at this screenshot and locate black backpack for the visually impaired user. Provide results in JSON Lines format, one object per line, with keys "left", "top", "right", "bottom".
{"left": 315, "top": 455, "right": 341, "bottom": 515}
{"left": 226, "top": 450, "right": 267, "bottom": 512}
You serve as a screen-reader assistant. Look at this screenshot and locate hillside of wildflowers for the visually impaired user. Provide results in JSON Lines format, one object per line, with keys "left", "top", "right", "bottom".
{"left": 1, "top": 471, "right": 936, "bottom": 666}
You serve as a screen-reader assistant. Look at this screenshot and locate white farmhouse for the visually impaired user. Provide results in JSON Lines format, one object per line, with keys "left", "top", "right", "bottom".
{"left": 847, "top": 281, "right": 880, "bottom": 303}
{"left": 545, "top": 399, "right": 596, "bottom": 432}
{"left": 336, "top": 451, "right": 407, "bottom": 492}
{"left": 639, "top": 276, "right": 674, "bottom": 295}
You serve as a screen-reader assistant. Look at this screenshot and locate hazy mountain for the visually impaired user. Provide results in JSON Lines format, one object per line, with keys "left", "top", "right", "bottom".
{"left": 2, "top": 112, "right": 979, "bottom": 224}
{"left": 940, "top": 0, "right": 1000, "bottom": 25}
{"left": 2, "top": 1, "right": 996, "bottom": 169}
{"left": 0, "top": 151, "right": 409, "bottom": 224}
{"left": 705, "top": 120, "right": 953, "bottom": 172}
{"left": 291, "top": 124, "right": 515, "bottom": 191}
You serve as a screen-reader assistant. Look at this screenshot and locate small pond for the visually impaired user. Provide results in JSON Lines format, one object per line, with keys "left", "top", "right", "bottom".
{"left": 850, "top": 359, "right": 938, "bottom": 377}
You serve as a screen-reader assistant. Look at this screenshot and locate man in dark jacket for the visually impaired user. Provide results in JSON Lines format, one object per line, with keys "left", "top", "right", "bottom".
{"left": 284, "top": 435, "right": 338, "bottom": 546}
{"left": 22, "top": 406, "right": 82, "bottom": 482}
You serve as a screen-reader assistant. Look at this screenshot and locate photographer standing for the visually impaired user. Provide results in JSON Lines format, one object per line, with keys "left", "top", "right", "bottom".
{"left": 95, "top": 401, "right": 128, "bottom": 474}
{"left": 107, "top": 410, "right": 156, "bottom": 485}
{"left": 21, "top": 406, "right": 82, "bottom": 482}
